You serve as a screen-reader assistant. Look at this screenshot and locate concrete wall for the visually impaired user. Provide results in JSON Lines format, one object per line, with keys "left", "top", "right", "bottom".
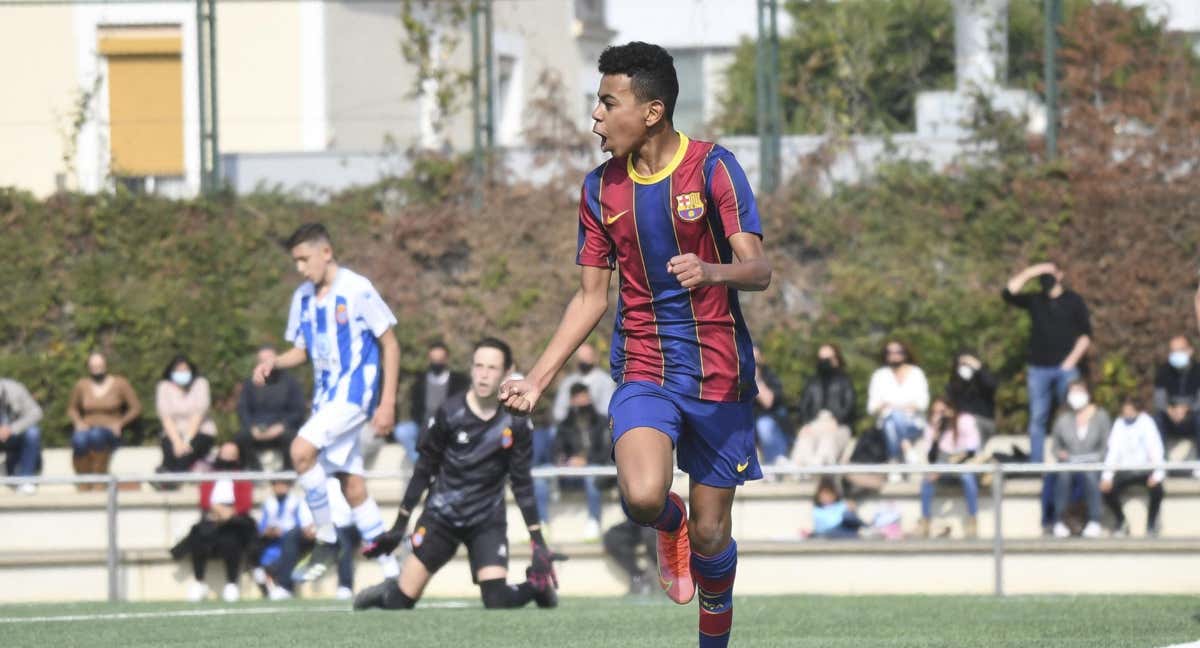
{"left": 0, "top": 5, "right": 78, "bottom": 196}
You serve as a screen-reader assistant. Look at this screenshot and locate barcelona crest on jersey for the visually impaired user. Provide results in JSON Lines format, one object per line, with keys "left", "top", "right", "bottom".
{"left": 675, "top": 191, "right": 704, "bottom": 222}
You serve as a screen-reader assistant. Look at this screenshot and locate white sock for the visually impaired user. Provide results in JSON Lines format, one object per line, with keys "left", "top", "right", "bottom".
{"left": 299, "top": 464, "right": 337, "bottom": 543}
{"left": 378, "top": 554, "right": 400, "bottom": 579}
{"left": 352, "top": 499, "right": 386, "bottom": 542}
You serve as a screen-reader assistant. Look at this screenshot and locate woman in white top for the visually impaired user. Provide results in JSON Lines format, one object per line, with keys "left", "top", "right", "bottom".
{"left": 867, "top": 340, "right": 930, "bottom": 464}
{"left": 1101, "top": 396, "right": 1166, "bottom": 537}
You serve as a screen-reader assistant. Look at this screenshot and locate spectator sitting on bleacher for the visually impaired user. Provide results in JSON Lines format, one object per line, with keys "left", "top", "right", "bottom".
{"left": 67, "top": 352, "right": 141, "bottom": 490}
{"left": 917, "top": 398, "right": 981, "bottom": 539}
{"left": 792, "top": 343, "right": 855, "bottom": 470}
{"left": 235, "top": 345, "right": 306, "bottom": 471}
{"left": 391, "top": 341, "right": 470, "bottom": 465}
{"left": 947, "top": 352, "right": 997, "bottom": 442}
{"left": 250, "top": 478, "right": 314, "bottom": 600}
{"left": 1101, "top": 396, "right": 1166, "bottom": 538}
{"left": 1152, "top": 335, "right": 1200, "bottom": 468}
{"left": 553, "top": 383, "right": 613, "bottom": 541}
{"left": 752, "top": 346, "right": 791, "bottom": 469}
{"left": 602, "top": 519, "right": 658, "bottom": 596}
{"left": 1050, "top": 380, "right": 1110, "bottom": 539}
{"left": 0, "top": 376, "right": 43, "bottom": 494}
{"left": 810, "top": 477, "right": 865, "bottom": 539}
{"left": 551, "top": 342, "right": 615, "bottom": 423}
{"left": 155, "top": 354, "right": 218, "bottom": 480}
{"left": 868, "top": 339, "right": 930, "bottom": 476}
{"left": 171, "top": 442, "right": 256, "bottom": 602}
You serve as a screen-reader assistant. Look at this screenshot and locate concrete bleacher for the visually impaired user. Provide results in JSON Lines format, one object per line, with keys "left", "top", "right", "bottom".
{"left": 3, "top": 445, "right": 1199, "bottom": 602}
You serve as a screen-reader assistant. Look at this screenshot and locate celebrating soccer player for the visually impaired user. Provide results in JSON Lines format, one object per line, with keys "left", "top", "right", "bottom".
{"left": 499, "top": 42, "right": 771, "bottom": 647}
{"left": 253, "top": 223, "right": 401, "bottom": 585}
{"left": 354, "top": 338, "right": 560, "bottom": 611}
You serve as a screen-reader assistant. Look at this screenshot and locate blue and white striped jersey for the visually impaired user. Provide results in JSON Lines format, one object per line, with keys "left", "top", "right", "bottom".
{"left": 258, "top": 492, "right": 313, "bottom": 535}
{"left": 285, "top": 267, "right": 397, "bottom": 414}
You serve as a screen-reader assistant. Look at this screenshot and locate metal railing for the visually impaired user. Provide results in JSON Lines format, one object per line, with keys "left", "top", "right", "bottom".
{"left": 0, "top": 460, "right": 1192, "bottom": 602}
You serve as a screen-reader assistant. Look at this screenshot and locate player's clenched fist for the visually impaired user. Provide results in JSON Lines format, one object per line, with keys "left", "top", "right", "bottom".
{"left": 499, "top": 378, "right": 540, "bottom": 415}
{"left": 667, "top": 253, "right": 716, "bottom": 289}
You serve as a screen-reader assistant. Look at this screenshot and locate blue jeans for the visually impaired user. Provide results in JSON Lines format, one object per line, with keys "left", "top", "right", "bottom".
{"left": 755, "top": 415, "right": 789, "bottom": 465}
{"left": 3, "top": 426, "right": 41, "bottom": 477}
{"left": 1055, "top": 471, "right": 1102, "bottom": 524}
{"left": 921, "top": 474, "right": 979, "bottom": 518}
{"left": 336, "top": 525, "right": 361, "bottom": 590}
{"left": 1027, "top": 365, "right": 1079, "bottom": 526}
{"left": 584, "top": 475, "right": 603, "bottom": 524}
{"left": 531, "top": 426, "right": 556, "bottom": 524}
{"left": 881, "top": 411, "right": 924, "bottom": 460}
{"left": 1026, "top": 365, "right": 1079, "bottom": 463}
{"left": 72, "top": 426, "right": 118, "bottom": 457}
{"left": 392, "top": 421, "right": 420, "bottom": 462}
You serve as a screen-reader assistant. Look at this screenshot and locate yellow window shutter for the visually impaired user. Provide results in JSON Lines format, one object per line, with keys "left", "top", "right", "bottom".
{"left": 101, "top": 27, "right": 184, "bottom": 176}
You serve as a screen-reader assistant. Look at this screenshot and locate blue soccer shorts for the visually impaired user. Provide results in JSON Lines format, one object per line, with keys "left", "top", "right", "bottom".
{"left": 608, "top": 380, "right": 763, "bottom": 488}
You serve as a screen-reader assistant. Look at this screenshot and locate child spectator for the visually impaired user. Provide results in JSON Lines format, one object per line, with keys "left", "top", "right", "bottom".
{"left": 1101, "top": 396, "right": 1166, "bottom": 537}
{"left": 917, "top": 399, "right": 981, "bottom": 539}
{"left": 810, "top": 478, "right": 865, "bottom": 539}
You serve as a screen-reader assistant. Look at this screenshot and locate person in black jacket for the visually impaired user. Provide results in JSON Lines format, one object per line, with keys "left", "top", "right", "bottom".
{"left": 391, "top": 342, "right": 470, "bottom": 463}
{"left": 355, "top": 338, "right": 561, "bottom": 611}
{"left": 235, "top": 346, "right": 307, "bottom": 470}
{"left": 553, "top": 383, "right": 613, "bottom": 540}
{"left": 946, "top": 352, "right": 997, "bottom": 442}
{"left": 792, "top": 344, "right": 856, "bottom": 468}
{"left": 1153, "top": 335, "right": 1200, "bottom": 461}
{"left": 753, "top": 346, "right": 790, "bottom": 467}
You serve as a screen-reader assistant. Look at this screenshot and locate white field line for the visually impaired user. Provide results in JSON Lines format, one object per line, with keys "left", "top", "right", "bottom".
{"left": 0, "top": 601, "right": 472, "bottom": 624}
{"left": 1160, "top": 642, "right": 1200, "bottom": 648}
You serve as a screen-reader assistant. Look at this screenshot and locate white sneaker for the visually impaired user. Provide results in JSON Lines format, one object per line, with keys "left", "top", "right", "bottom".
{"left": 1053, "top": 522, "right": 1071, "bottom": 538}
{"left": 583, "top": 519, "right": 601, "bottom": 541}
{"left": 1081, "top": 521, "right": 1103, "bottom": 538}
{"left": 268, "top": 585, "right": 293, "bottom": 601}
{"left": 186, "top": 581, "right": 209, "bottom": 602}
{"left": 887, "top": 471, "right": 903, "bottom": 484}
{"left": 251, "top": 567, "right": 267, "bottom": 585}
{"left": 222, "top": 583, "right": 240, "bottom": 602}
{"left": 335, "top": 586, "right": 353, "bottom": 601}
{"left": 17, "top": 483, "right": 36, "bottom": 495}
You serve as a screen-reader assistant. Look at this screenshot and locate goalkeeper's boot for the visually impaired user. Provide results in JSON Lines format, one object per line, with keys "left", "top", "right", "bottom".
{"left": 291, "top": 539, "right": 338, "bottom": 583}
{"left": 353, "top": 578, "right": 412, "bottom": 611}
{"left": 655, "top": 491, "right": 695, "bottom": 604}
{"left": 526, "top": 567, "right": 558, "bottom": 609}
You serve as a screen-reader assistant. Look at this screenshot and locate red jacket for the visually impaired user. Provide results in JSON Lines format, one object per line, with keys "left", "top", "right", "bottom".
{"left": 199, "top": 480, "right": 255, "bottom": 515}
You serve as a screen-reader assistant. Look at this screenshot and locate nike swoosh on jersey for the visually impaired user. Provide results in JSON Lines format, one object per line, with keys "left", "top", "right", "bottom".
{"left": 605, "top": 209, "right": 629, "bottom": 225}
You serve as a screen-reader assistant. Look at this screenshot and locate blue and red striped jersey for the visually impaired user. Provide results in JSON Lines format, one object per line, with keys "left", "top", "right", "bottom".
{"left": 576, "top": 134, "right": 761, "bottom": 403}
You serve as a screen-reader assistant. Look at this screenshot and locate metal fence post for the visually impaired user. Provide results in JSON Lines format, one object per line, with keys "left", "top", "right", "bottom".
{"left": 106, "top": 476, "right": 119, "bottom": 603}
{"left": 991, "top": 463, "right": 1005, "bottom": 597}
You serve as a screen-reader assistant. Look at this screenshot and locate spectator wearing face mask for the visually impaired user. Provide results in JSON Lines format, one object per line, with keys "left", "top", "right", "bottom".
{"left": 1101, "top": 396, "right": 1166, "bottom": 537}
{"left": 867, "top": 339, "right": 930, "bottom": 473}
{"left": 67, "top": 352, "right": 141, "bottom": 488}
{"left": 1049, "top": 380, "right": 1110, "bottom": 538}
{"left": 1002, "top": 262, "right": 1092, "bottom": 456}
{"left": 946, "top": 353, "right": 997, "bottom": 442}
{"left": 552, "top": 342, "right": 616, "bottom": 423}
{"left": 1152, "top": 335, "right": 1200, "bottom": 464}
{"left": 793, "top": 344, "right": 856, "bottom": 469}
{"left": 917, "top": 398, "right": 981, "bottom": 539}
{"left": 170, "top": 442, "right": 256, "bottom": 602}
{"left": 392, "top": 342, "right": 469, "bottom": 464}
{"left": 155, "top": 354, "right": 218, "bottom": 477}
{"left": 553, "top": 383, "right": 613, "bottom": 541}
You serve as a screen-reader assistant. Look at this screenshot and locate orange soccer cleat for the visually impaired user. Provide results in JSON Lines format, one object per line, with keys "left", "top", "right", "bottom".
{"left": 655, "top": 491, "right": 695, "bottom": 604}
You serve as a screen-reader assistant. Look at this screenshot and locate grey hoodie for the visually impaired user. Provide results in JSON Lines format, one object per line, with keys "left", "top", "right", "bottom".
{"left": 0, "top": 378, "right": 43, "bottom": 434}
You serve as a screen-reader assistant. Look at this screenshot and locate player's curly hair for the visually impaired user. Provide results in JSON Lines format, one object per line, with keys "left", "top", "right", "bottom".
{"left": 598, "top": 41, "right": 678, "bottom": 123}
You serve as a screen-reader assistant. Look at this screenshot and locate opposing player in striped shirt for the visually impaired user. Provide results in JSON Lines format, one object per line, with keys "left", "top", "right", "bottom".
{"left": 254, "top": 223, "right": 401, "bottom": 585}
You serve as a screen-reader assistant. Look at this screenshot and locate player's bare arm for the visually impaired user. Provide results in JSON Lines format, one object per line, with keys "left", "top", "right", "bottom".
{"left": 499, "top": 265, "right": 612, "bottom": 414}
{"left": 666, "top": 232, "right": 771, "bottom": 291}
{"left": 372, "top": 328, "right": 400, "bottom": 431}
{"left": 253, "top": 346, "right": 308, "bottom": 385}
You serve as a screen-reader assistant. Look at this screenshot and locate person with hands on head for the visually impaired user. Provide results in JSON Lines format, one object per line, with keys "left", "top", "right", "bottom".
{"left": 253, "top": 223, "right": 401, "bottom": 586}
{"left": 499, "top": 42, "right": 771, "bottom": 648}
{"left": 354, "top": 338, "right": 562, "bottom": 611}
